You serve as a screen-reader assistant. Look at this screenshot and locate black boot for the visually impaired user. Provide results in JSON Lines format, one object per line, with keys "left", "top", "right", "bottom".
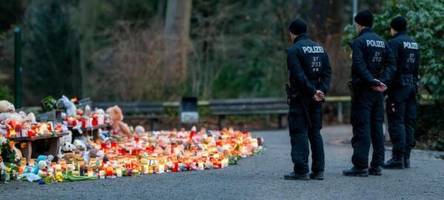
{"left": 369, "top": 166, "right": 382, "bottom": 176}
{"left": 342, "top": 167, "right": 368, "bottom": 177}
{"left": 284, "top": 172, "right": 309, "bottom": 180}
{"left": 404, "top": 158, "right": 410, "bottom": 168}
{"left": 309, "top": 172, "right": 324, "bottom": 180}
{"left": 382, "top": 158, "right": 404, "bottom": 169}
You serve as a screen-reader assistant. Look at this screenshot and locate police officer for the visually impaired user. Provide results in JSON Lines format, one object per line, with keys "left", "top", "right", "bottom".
{"left": 383, "top": 16, "right": 420, "bottom": 169}
{"left": 284, "top": 19, "right": 331, "bottom": 180}
{"left": 343, "top": 10, "right": 396, "bottom": 177}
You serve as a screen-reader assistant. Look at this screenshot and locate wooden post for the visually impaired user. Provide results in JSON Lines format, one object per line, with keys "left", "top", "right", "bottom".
{"left": 26, "top": 141, "right": 32, "bottom": 163}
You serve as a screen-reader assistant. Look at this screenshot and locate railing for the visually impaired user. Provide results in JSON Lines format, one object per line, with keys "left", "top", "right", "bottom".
{"left": 94, "top": 96, "right": 352, "bottom": 129}
{"left": 22, "top": 97, "right": 352, "bottom": 130}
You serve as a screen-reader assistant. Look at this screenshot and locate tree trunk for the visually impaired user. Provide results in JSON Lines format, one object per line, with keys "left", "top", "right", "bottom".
{"left": 309, "top": 0, "right": 349, "bottom": 95}
{"left": 309, "top": 0, "right": 344, "bottom": 44}
{"left": 363, "top": 0, "right": 383, "bottom": 12}
{"left": 77, "top": 0, "right": 100, "bottom": 98}
{"left": 164, "top": 0, "right": 192, "bottom": 90}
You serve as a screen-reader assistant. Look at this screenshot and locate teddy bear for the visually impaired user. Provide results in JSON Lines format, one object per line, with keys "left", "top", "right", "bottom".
{"left": 57, "top": 95, "right": 77, "bottom": 117}
{"left": 106, "top": 106, "right": 131, "bottom": 138}
{"left": 0, "top": 100, "right": 15, "bottom": 113}
{"left": 58, "top": 131, "right": 75, "bottom": 158}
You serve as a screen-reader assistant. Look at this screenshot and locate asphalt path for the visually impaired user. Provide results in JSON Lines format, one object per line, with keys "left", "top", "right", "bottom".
{"left": 1, "top": 125, "right": 443, "bottom": 200}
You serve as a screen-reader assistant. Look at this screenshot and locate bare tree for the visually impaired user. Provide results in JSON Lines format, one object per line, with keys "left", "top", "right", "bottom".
{"left": 89, "top": 23, "right": 165, "bottom": 101}
{"left": 309, "top": 0, "right": 349, "bottom": 95}
{"left": 164, "top": 0, "right": 192, "bottom": 91}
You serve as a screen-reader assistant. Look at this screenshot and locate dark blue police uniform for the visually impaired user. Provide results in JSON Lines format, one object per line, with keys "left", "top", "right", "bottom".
{"left": 386, "top": 31, "right": 420, "bottom": 167}
{"left": 286, "top": 33, "right": 331, "bottom": 175}
{"left": 349, "top": 28, "right": 396, "bottom": 170}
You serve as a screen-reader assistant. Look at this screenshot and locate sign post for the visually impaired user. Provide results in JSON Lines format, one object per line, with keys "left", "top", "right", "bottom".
{"left": 14, "top": 27, "right": 23, "bottom": 108}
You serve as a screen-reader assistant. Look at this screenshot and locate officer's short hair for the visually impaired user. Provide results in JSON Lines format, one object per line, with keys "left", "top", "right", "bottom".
{"left": 390, "top": 16, "right": 407, "bottom": 32}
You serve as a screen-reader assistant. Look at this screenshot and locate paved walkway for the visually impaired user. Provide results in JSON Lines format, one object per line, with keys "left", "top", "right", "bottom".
{"left": 1, "top": 125, "right": 443, "bottom": 200}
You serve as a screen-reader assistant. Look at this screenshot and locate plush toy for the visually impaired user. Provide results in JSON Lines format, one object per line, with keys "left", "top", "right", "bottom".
{"left": 57, "top": 96, "right": 77, "bottom": 117}
{"left": 98, "top": 129, "right": 110, "bottom": 142}
{"left": 24, "top": 112, "right": 36, "bottom": 124}
{"left": 73, "top": 139, "right": 87, "bottom": 151}
{"left": 0, "top": 110, "right": 35, "bottom": 122}
{"left": 0, "top": 157, "right": 5, "bottom": 177}
{"left": 32, "top": 155, "right": 53, "bottom": 175}
{"left": 62, "top": 143, "right": 76, "bottom": 152}
{"left": 54, "top": 164, "right": 63, "bottom": 182}
{"left": 11, "top": 143, "right": 22, "bottom": 162}
{"left": 37, "top": 160, "right": 48, "bottom": 177}
{"left": 135, "top": 126, "right": 145, "bottom": 135}
{"left": 0, "top": 100, "right": 15, "bottom": 113}
{"left": 0, "top": 113, "right": 19, "bottom": 123}
{"left": 95, "top": 109, "right": 106, "bottom": 125}
{"left": 88, "top": 148, "right": 104, "bottom": 159}
{"left": 58, "top": 131, "right": 75, "bottom": 154}
{"left": 106, "top": 106, "right": 131, "bottom": 138}
{"left": 57, "top": 141, "right": 76, "bottom": 160}
{"left": 0, "top": 111, "right": 37, "bottom": 138}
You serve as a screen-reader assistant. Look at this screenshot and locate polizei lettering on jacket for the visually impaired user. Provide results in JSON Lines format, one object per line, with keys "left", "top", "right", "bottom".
{"left": 403, "top": 42, "right": 419, "bottom": 50}
{"left": 366, "top": 40, "right": 385, "bottom": 48}
{"left": 302, "top": 46, "right": 324, "bottom": 54}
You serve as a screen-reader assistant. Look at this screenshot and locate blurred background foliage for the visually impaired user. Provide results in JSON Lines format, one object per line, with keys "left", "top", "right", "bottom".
{"left": 1, "top": 0, "right": 442, "bottom": 148}
{"left": 343, "top": 0, "right": 444, "bottom": 150}
{"left": 343, "top": 0, "right": 444, "bottom": 103}
{"left": 0, "top": 0, "right": 384, "bottom": 103}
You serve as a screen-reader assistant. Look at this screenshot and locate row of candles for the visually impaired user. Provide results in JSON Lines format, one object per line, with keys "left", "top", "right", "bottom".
{"left": 3, "top": 107, "right": 108, "bottom": 139}
{"left": 17, "top": 129, "right": 262, "bottom": 182}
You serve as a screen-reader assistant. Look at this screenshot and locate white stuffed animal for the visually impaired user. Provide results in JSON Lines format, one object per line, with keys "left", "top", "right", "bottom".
{"left": 11, "top": 145, "right": 22, "bottom": 162}
{"left": 135, "top": 126, "right": 145, "bottom": 135}
{"left": 59, "top": 131, "right": 73, "bottom": 146}
{"left": 58, "top": 96, "right": 77, "bottom": 117}
{"left": 0, "top": 100, "right": 15, "bottom": 113}
{"left": 62, "top": 142, "right": 76, "bottom": 152}
{"left": 73, "top": 139, "right": 87, "bottom": 151}
{"left": 0, "top": 111, "right": 36, "bottom": 124}
{"left": 0, "top": 112, "right": 21, "bottom": 122}
{"left": 25, "top": 113, "right": 36, "bottom": 123}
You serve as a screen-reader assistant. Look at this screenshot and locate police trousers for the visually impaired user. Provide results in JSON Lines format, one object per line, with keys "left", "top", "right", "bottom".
{"left": 288, "top": 99, "right": 324, "bottom": 174}
{"left": 351, "top": 89, "right": 385, "bottom": 169}
{"left": 386, "top": 86, "right": 417, "bottom": 160}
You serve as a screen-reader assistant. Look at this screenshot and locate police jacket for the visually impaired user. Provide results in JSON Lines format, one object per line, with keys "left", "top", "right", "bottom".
{"left": 350, "top": 28, "right": 396, "bottom": 88}
{"left": 388, "top": 31, "right": 420, "bottom": 88}
{"left": 287, "top": 34, "right": 331, "bottom": 98}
